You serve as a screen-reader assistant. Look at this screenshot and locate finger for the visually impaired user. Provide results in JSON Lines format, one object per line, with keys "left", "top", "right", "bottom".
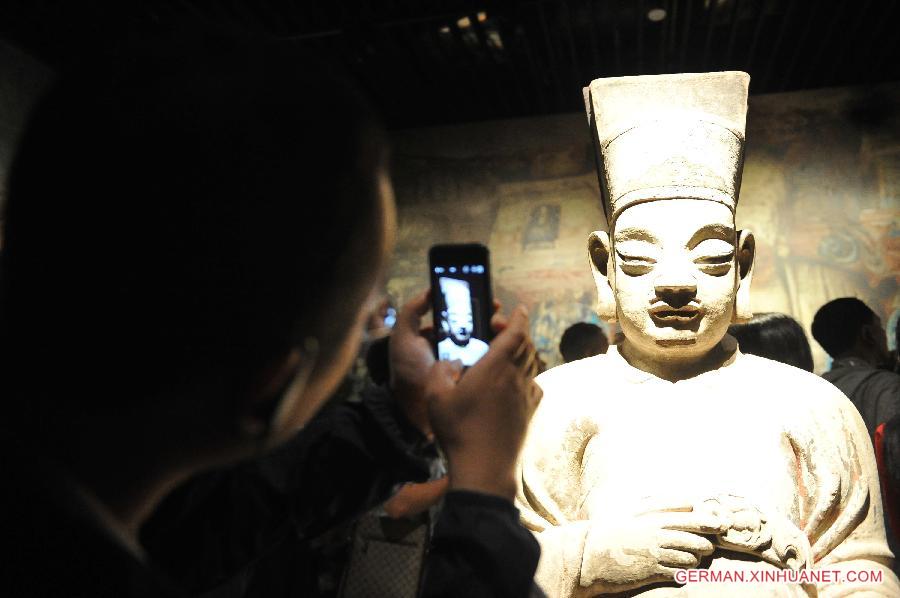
{"left": 419, "top": 325, "right": 436, "bottom": 344}
{"left": 652, "top": 511, "right": 728, "bottom": 535}
{"left": 396, "top": 289, "right": 431, "bottom": 333}
{"left": 654, "top": 566, "right": 682, "bottom": 581}
{"left": 515, "top": 346, "right": 538, "bottom": 379}
{"left": 526, "top": 353, "right": 540, "bottom": 378}
{"left": 658, "top": 530, "right": 715, "bottom": 556}
{"left": 425, "top": 360, "right": 463, "bottom": 397}
{"left": 511, "top": 337, "right": 533, "bottom": 366}
{"left": 637, "top": 496, "right": 696, "bottom": 515}
{"left": 490, "top": 311, "right": 509, "bottom": 334}
{"left": 657, "top": 548, "right": 700, "bottom": 569}
{"left": 490, "top": 306, "right": 530, "bottom": 358}
{"left": 526, "top": 382, "right": 543, "bottom": 410}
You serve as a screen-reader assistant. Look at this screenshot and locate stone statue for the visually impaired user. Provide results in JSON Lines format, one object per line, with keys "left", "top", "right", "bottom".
{"left": 515, "top": 72, "right": 900, "bottom": 597}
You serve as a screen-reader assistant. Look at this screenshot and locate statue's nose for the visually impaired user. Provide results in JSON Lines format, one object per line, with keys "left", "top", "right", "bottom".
{"left": 653, "top": 273, "right": 697, "bottom": 308}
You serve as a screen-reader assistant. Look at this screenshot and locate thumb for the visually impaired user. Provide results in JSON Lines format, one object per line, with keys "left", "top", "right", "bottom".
{"left": 425, "top": 359, "right": 463, "bottom": 396}
{"left": 395, "top": 289, "right": 431, "bottom": 335}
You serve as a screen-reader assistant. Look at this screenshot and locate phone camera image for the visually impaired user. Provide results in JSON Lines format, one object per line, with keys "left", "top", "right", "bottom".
{"left": 436, "top": 277, "right": 489, "bottom": 366}
{"left": 430, "top": 244, "right": 493, "bottom": 368}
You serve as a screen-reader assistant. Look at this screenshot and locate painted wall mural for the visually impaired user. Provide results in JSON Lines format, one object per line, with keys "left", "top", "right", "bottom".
{"left": 388, "top": 83, "right": 900, "bottom": 372}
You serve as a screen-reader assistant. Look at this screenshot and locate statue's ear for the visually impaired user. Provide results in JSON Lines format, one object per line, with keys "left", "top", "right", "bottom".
{"left": 588, "top": 231, "right": 617, "bottom": 323}
{"left": 733, "top": 229, "right": 755, "bottom": 323}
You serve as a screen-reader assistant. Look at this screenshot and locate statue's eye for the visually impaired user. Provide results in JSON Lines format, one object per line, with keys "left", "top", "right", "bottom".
{"left": 693, "top": 252, "right": 733, "bottom": 265}
{"left": 693, "top": 253, "right": 733, "bottom": 277}
{"left": 691, "top": 239, "right": 734, "bottom": 275}
{"left": 617, "top": 252, "right": 656, "bottom": 264}
{"left": 616, "top": 252, "right": 655, "bottom": 275}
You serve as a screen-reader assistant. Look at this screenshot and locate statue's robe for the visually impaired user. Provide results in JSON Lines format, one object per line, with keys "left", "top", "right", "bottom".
{"left": 516, "top": 338, "right": 899, "bottom": 597}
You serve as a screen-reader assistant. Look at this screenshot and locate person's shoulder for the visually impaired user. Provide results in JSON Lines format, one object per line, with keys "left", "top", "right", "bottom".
{"left": 527, "top": 355, "right": 613, "bottom": 432}
{"left": 865, "top": 367, "right": 900, "bottom": 389}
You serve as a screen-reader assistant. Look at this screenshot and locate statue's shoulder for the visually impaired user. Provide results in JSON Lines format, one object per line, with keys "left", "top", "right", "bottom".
{"left": 527, "top": 355, "right": 615, "bottom": 431}
{"left": 535, "top": 354, "right": 614, "bottom": 397}
{"left": 737, "top": 353, "right": 853, "bottom": 409}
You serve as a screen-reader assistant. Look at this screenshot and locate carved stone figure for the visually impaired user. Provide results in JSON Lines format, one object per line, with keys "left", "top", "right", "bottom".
{"left": 516, "top": 72, "right": 900, "bottom": 597}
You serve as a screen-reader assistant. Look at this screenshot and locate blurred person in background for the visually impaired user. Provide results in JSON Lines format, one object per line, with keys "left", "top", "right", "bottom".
{"left": 727, "top": 312, "right": 814, "bottom": 372}
{"left": 812, "top": 298, "right": 900, "bottom": 441}
{"left": 559, "top": 322, "right": 609, "bottom": 363}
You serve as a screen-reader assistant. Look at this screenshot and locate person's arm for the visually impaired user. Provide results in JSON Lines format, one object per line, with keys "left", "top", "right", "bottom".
{"left": 140, "top": 386, "right": 433, "bottom": 593}
{"left": 417, "top": 305, "right": 545, "bottom": 597}
{"left": 274, "top": 384, "right": 434, "bottom": 536}
{"left": 383, "top": 477, "right": 449, "bottom": 520}
{"left": 421, "top": 491, "right": 541, "bottom": 598}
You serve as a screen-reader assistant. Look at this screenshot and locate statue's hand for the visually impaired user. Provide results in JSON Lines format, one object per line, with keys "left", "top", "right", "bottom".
{"left": 580, "top": 499, "right": 728, "bottom": 593}
{"left": 698, "top": 495, "right": 811, "bottom": 571}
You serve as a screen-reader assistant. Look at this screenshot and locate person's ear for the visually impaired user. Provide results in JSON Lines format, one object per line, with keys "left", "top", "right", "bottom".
{"left": 588, "top": 231, "right": 617, "bottom": 323}
{"left": 860, "top": 321, "right": 885, "bottom": 351}
{"left": 733, "top": 229, "right": 755, "bottom": 323}
{"left": 237, "top": 340, "right": 319, "bottom": 444}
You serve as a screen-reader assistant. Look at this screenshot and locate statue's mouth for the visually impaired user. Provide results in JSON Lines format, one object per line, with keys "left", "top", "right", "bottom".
{"left": 649, "top": 305, "right": 702, "bottom": 324}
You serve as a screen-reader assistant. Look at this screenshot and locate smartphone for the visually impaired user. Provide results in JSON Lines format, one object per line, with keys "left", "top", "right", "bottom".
{"left": 429, "top": 243, "right": 494, "bottom": 367}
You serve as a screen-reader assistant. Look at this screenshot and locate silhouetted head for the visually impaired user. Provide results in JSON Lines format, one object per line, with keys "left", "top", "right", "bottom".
{"left": 728, "top": 312, "right": 814, "bottom": 372}
{"left": 559, "top": 322, "right": 608, "bottom": 363}
{"left": 1, "top": 35, "right": 395, "bottom": 459}
{"left": 812, "top": 298, "right": 889, "bottom": 367}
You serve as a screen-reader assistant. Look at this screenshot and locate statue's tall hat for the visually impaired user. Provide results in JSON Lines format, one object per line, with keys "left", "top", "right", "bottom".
{"left": 583, "top": 71, "right": 750, "bottom": 225}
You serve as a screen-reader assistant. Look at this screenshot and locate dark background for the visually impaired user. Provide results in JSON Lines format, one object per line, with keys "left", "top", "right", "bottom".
{"left": 2, "top": 0, "right": 899, "bottom": 129}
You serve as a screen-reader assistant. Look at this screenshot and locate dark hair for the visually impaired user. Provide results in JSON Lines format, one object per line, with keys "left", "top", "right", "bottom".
{"left": 559, "top": 322, "right": 608, "bottom": 363}
{"left": 811, "top": 298, "right": 877, "bottom": 358}
{"left": 1, "top": 36, "right": 387, "bottom": 421}
{"left": 728, "top": 312, "right": 814, "bottom": 372}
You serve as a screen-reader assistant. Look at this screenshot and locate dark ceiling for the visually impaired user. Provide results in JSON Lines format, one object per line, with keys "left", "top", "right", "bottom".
{"left": 3, "top": 1, "right": 900, "bottom": 129}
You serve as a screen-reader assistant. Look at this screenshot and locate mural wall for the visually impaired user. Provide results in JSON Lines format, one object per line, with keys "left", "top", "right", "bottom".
{"left": 388, "top": 83, "right": 900, "bottom": 372}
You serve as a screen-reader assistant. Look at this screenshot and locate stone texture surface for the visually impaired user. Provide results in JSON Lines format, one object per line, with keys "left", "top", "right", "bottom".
{"left": 584, "top": 72, "right": 750, "bottom": 223}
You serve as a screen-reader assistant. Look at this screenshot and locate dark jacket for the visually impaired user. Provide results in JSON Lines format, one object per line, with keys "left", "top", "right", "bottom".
{"left": 141, "top": 385, "right": 541, "bottom": 597}
{"left": 823, "top": 357, "right": 900, "bottom": 441}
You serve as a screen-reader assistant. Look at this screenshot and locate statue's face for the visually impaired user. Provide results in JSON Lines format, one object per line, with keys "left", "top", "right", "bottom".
{"left": 611, "top": 199, "right": 738, "bottom": 359}
{"left": 446, "top": 307, "right": 474, "bottom": 346}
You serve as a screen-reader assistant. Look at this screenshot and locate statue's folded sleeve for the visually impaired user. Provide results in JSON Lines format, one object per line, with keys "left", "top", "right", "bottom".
{"left": 794, "top": 384, "right": 900, "bottom": 596}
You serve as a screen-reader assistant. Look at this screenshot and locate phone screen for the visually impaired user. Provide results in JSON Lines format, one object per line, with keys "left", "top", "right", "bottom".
{"left": 429, "top": 244, "right": 493, "bottom": 367}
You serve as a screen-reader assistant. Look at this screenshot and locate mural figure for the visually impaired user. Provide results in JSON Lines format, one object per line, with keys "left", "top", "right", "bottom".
{"left": 523, "top": 203, "right": 561, "bottom": 250}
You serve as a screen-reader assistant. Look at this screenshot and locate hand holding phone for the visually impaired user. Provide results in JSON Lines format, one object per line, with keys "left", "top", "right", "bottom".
{"left": 425, "top": 305, "right": 542, "bottom": 500}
